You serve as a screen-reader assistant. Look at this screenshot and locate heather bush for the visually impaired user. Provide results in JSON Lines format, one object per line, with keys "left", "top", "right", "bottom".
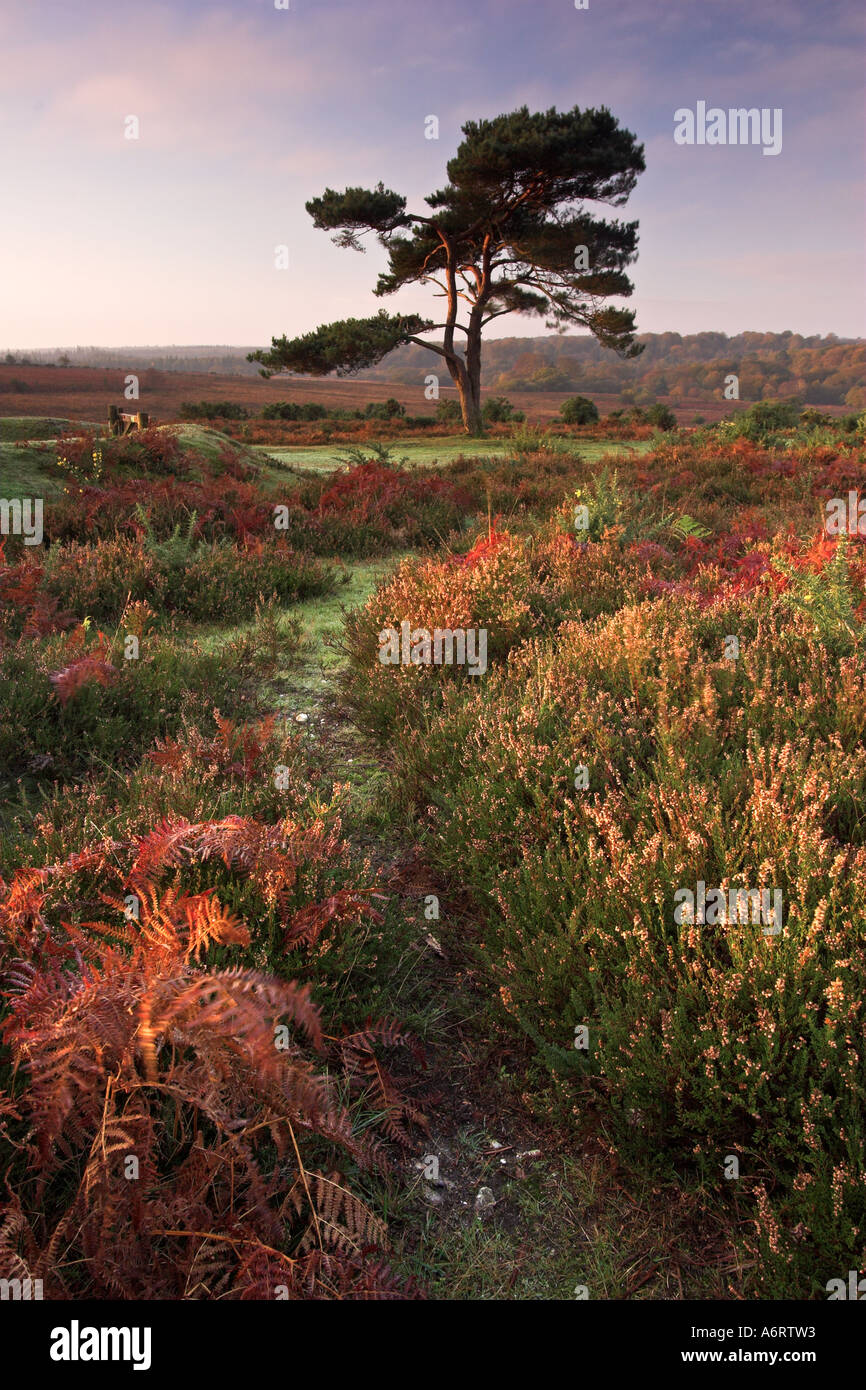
{"left": 42, "top": 536, "right": 334, "bottom": 624}
{"left": 339, "top": 432, "right": 866, "bottom": 1294}
{"left": 54, "top": 426, "right": 190, "bottom": 482}
{"left": 341, "top": 525, "right": 645, "bottom": 737}
{"left": 362, "top": 588, "right": 866, "bottom": 1293}
{"left": 0, "top": 619, "right": 279, "bottom": 782}
{"left": 271, "top": 458, "right": 475, "bottom": 557}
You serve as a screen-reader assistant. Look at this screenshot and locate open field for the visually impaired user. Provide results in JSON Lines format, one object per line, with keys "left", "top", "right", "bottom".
{"left": 0, "top": 418, "right": 654, "bottom": 486}
{"left": 4, "top": 362, "right": 850, "bottom": 433}
{"left": 0, "top": 362, "right": 612, "bottom": 425}
{"left": 252, "top": 434, "right": 654, "bottom": 472}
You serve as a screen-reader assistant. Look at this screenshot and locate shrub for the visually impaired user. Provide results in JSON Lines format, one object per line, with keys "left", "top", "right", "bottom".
{"left": 180, "top": 400, "right": 250, "bottom": 421}
{"left": 560, "top": 395, "right": 600, "bottom": 426}
{"left": 42, "top": 535, "right": 335, "bottom": 625}
{"left": 721, "top": 398, "right": 804, "bottom": 443}
{"left": 0, "top": 621, "right": 251, "bottom": 780}
{"left": 482, "top": 395, "right": 525, "bottom": 424}
{"left": 363, "top": 586, "right": 866, "bottom": 1294}
{"left": 645, "top": 402, "right": 677, "bottom": 431}
{"left": 261, "top": 401, "right": 329, "bottom": 422}
{"left": 340, "top": 524, "right": 641, "bottom": 738}
{"left": 338, "top": 429, "right": 866, "bottom": 1293}
{"left": 363, "top": 398, "right": 405, "bottom": 420}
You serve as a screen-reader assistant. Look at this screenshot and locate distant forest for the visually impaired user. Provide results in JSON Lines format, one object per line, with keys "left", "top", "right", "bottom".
{"left": 362, "top": 332, "right": 866, "bottom": 408}
{"left": 4, "top": 331, "right": 864, "bottom": 407}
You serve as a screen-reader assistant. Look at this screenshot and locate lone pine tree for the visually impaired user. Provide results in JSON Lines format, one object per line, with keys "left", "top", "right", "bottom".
{"left": 250, "top": 105, "right": 646, "bottom": 435}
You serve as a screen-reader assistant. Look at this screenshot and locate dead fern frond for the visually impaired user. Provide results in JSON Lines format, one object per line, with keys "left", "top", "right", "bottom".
{"left": 283, "top": 889, "right": 384, "bottom": 951}
{"left": 49, "top": 655, "right": 119, "bottom": 704}
{"left": 0, "top": 819, "right": 420, "bottom": 1300}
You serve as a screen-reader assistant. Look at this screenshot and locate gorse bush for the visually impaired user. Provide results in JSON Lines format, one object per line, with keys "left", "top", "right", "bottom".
{"left": 481, "top": 395, "right": 525, "bottom": 424}
{"left": 261, "top": 401, "right": 330, "bottom": 421}
{"left": 362, "top": 397, "right": 405, "bottom": 420}
{"left": 718, "top": 398, "right": 805, "bottom": 446}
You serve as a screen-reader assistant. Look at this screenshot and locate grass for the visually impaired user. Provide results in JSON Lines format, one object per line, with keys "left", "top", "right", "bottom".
{"left": 170, "top": 422, "right": 269, "bottom": 471}
{"left": 253, "top": 435, "right": 654, "bottom": 473}
{"left": 395, "top": 1154, "right": 736, "bottom": 1300}
{"left": 0, "top": 419, "right": 653, "bottom": 495}
{"left": 0, "top": 439, "right": 65, "bottom": 497}
{"left": 191, "top": 554, "right": 408, "bottom": 711}
{"left": 0, "top": 416, "right": 85, "bottom": 443}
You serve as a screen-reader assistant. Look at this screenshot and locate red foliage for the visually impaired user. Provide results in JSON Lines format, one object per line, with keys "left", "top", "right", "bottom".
{"left": 48, "top": 655, "right": 119, "bottom": 704}
{"left": 316, "top": 460, "right": 471, "bottom": 522}
{"left": 461, "top": 519, "right": 510, "bottom": 567}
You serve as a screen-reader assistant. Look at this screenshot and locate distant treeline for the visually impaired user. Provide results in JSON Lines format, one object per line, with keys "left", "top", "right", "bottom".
{"left": 4, "top": 331, "right": 864, "bottom": 406}
{"left": 358, "top": 331, "right": 866, "bottom": 408}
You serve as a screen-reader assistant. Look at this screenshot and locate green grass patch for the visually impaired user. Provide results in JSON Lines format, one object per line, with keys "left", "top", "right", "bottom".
{"left": 0, "top": 416, "right": 85, "bottom": 443}
{"left": 253, "top": 436, "right": 653, "bottom": 474}
{"left": 0, "top": 440, "right": 65, "bottom": 497}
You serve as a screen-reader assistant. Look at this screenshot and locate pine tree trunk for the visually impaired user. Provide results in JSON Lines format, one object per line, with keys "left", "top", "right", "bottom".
{"left": 457, "top": 381, "right": 484, "bottom": 435}
{"left": 459, "top": 324, "right": 484, "bottom": 435}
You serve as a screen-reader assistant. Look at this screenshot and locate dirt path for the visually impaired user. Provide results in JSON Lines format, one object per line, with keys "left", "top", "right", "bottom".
{"left": 268, "top": 560, "right": 738, "bottom": 1299}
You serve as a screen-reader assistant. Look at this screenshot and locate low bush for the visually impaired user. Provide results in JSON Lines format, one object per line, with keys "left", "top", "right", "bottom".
{"left": 560, "top": 395, "right": 599, "bottom": 425}
{"left": 42, "top": 536, "right": 334, "bottom": 625}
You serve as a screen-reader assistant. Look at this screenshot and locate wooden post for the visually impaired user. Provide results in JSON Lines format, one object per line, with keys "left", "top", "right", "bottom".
{"left": 108, "top": 404, "right": 119, "bottom": 437}
{"left": 136, "top": 412, "right": 149, "bottom": 429}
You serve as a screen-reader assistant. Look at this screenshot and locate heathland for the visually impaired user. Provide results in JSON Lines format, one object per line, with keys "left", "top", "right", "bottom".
{"left": 1, "top": 399, "right": 864, "bottom": 1299}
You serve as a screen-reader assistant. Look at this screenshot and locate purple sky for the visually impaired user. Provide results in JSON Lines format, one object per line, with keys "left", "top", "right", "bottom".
{"left": 2, "top": 0, "right": 863, "bottom": 349}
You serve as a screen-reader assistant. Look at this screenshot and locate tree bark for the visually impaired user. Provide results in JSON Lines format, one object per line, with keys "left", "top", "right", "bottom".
{"left": 455, "top": 363, "right": 483, "bottom": 434}
{"left": 462, "top": 314, "right": 483, "bottom": 435}
{"left": 443, "top": 229, "right": 484, "bottom": 436}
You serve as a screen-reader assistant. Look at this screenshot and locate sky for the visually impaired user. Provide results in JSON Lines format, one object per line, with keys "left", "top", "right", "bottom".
{"left": 0, "top": 0, "right": 863, "bottom": 350}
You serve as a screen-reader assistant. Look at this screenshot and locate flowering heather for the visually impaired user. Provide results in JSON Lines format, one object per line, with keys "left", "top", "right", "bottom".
{"left": 344, "top": 430, "right": 866, "bottom": 1295}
